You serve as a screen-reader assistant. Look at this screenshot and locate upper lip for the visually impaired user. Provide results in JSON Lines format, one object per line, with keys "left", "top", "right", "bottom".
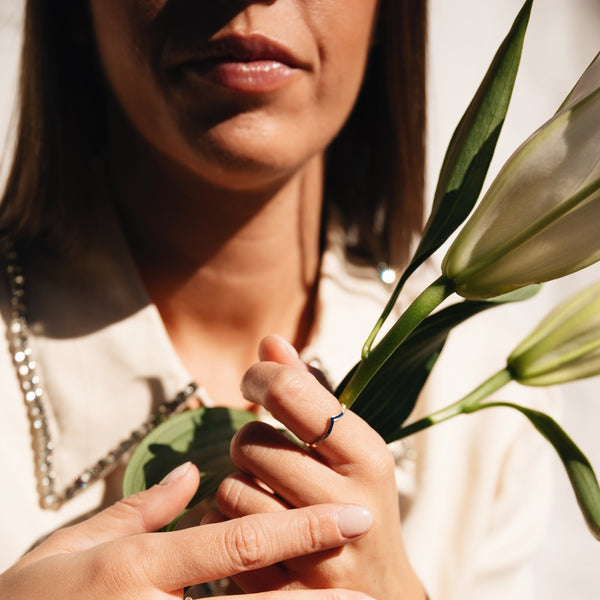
{"left": 169, "top": 34, "right": 307, "bottom": 69}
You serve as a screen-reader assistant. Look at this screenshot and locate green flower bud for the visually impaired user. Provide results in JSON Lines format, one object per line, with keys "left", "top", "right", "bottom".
{"left": 442, "top": 53, "right": 600, "bottom": 299}
{"left": 507, "top": 280, "right": 600, "bottom": 386}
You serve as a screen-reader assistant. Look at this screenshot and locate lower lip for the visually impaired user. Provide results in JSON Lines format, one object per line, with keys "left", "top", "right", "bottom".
{"left": 184, "top": 60, "right": 299, "bottom": 93}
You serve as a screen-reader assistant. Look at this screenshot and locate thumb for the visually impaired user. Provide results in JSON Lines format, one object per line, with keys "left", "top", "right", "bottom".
{"left": 27, "top": 462, "right": 199, "bottom": 561}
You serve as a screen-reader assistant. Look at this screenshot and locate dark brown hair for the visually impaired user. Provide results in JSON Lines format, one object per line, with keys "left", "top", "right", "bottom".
{"left": 0, "top": 0, "right": 427, "bottom": 267}
{"left": 327, "top": 0, "right": 427, "bottom": 267}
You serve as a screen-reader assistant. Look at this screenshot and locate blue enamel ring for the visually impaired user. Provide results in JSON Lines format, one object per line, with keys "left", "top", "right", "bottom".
{"left": 305, "top": 403, "right": 347, "bottom": 448}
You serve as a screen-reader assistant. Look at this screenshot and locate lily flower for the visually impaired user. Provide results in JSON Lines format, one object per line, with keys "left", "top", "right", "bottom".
{"left": 442, "top": 52, "right": 600, "bottom": 299}
{"left": 507, "top": 280, "right": 600, "bottom": 386}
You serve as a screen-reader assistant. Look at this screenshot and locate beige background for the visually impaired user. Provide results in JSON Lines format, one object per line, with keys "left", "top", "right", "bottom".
{"left": 1, "top": 1, "right": 599, "bottom": 597}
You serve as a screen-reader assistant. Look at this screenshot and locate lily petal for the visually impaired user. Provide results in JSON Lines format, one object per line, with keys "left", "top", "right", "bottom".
{"left": 443, "top": 72, "right": 600, "bottom": 298}
{"left": 508, "top": 280, "right": 600, "bottom": 385}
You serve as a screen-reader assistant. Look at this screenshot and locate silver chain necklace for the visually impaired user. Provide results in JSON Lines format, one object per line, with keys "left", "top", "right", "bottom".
{"left": 1, "top": 238, "right": 197, "bottom": 510}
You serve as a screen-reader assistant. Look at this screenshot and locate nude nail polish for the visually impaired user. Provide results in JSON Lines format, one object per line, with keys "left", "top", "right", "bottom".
{"left": 337, "top": 506, "right": 374, "bottom": 538}
{"left": 159, "top": 461, "right": 192, "bottom": 486}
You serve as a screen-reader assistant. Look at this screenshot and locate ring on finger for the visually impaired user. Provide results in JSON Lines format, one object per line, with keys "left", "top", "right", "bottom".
{"left": 305, "top": 402, "right": 346, "bottom": 448}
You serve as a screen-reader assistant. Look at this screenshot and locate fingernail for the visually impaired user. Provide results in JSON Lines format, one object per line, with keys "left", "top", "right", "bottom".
{"left": 337, "top": 506, "right": 373, "bottom": 538}
{"left": 159, "top": 462, "right": 192, "bottom": 486}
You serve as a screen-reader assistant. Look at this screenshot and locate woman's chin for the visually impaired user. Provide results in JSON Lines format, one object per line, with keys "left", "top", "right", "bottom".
{"left": 177, "top": 133, "right": 318, "bottom": 191}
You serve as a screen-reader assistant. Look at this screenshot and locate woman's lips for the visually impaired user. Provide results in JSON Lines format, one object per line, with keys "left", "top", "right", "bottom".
{"left": 184, "top": 59, "right": 299, "bottom": 93}
{"left": 173, "top": 34, "right": 306, "bottom": 94}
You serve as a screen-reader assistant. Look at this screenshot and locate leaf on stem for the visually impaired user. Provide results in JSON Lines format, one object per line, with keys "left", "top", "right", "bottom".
{"left": 472, "top": 402, "right": 600, "bottom": 540}
{"left": 346, "top": 286, "right": 539, "bottom": 442}
{"left": 423, "top": 0, "right": 533, "bottom": 258}
{"left": 364, "top": 0, "right": 533, "bottom": 354}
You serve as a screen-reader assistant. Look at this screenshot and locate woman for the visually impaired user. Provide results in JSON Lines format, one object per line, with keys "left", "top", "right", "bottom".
{"left": 0, "top": 1, "right": 552, "bottom": 599}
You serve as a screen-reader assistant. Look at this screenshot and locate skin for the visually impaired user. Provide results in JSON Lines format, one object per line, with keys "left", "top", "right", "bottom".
{"left": 87, "top": 0, "right": 381, "bottom": 408}
{"left": 89, "top": 0, "right": 425, "bottom": 597}
{"left": 4, "top": 1, "right": 425, "bottom": 598}
{"left": 88, "top": 0, "right": 378, "bottom": 188}
{"left": 0, "top": 462, "right": 375, "bottom": 599}
{"left": 219, "top": 336, "right": 426, "bottom": 599}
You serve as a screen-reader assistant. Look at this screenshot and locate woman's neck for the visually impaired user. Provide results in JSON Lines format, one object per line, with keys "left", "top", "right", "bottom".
{"left": 108, "top": 132, "right": 324, "bottom": 408}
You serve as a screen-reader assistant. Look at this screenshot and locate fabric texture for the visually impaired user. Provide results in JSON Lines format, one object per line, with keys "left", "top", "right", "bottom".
{"left": 0, "top": 206, "right": 556, "bottom": 600}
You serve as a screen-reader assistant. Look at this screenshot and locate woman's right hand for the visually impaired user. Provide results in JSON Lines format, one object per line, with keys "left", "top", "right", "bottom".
{"left": 0, "top": 462, "right": 374, "bottom": 600}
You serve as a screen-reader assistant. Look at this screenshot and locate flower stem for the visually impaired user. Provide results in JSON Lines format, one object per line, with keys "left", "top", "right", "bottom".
{"left": 339, "top": 275, "right": 455, "bottom": 408}
{"left": 362, "top": 268, "right": 413, "bottom": 359}
{"left": 393, "top": 367, "right": 513, "bottom": 439}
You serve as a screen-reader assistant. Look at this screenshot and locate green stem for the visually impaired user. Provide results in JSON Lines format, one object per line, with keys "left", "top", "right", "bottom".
{"left": 339, "top": 275, "right": 455, "bottom": 408}
{"left": 393, "top": 367, "right": 513, "bottom": 439}
{"left": 362, "top": 268, "right": 414, "bottom": 359}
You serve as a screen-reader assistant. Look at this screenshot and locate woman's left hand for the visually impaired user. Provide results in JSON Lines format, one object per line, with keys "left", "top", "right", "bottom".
{"left": 213, "top": 335, "right": 426, "bottom": 600}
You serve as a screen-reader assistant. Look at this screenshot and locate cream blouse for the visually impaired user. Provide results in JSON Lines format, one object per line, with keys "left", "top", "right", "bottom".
{"left": 0, "top": 208, "right": 556, "bottom": 600}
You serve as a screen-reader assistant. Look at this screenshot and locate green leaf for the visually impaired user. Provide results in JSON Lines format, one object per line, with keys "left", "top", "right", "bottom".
{"left": 345, "top": 285, "right": 540, "bottom": 443}
{"left": 471, "top": 402, "right": 600, "bottom": 540}
{"left": 421, "top": 0, "right": 533, "bottom": 262}
{"left": 123, "top": 407, "right": 256, "bottom": 516}
{"left": 363, "top": 0, "right": 533, "bottom": 355}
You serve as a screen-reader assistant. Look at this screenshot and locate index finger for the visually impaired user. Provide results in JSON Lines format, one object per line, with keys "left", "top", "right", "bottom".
{"left": 136, "top": 503, "right": 373, "bottom": 591}
{"left": 240, "top": 362, "right": 388, "bottom": 470}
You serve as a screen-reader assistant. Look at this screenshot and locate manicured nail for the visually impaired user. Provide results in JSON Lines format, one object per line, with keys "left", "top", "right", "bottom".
{"left": 337, "top": 506, "right": 373, "bottom": 538}
{"left": 159, "top": 462, "right": 192, "bottom": 486}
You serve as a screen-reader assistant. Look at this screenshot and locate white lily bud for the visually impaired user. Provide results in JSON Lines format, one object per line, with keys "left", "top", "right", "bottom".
{"left": 442, "top": 53, "right": 600, "bottom": 299}
{"left": 507, "top": 280, "right": 600, "bottom": 386}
